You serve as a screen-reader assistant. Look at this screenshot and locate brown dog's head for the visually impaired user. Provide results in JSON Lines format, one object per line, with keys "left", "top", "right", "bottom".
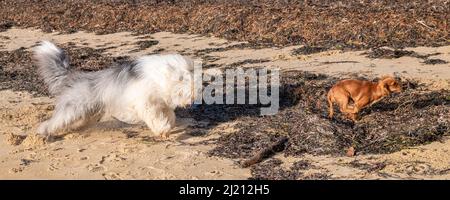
{"left": 379, "top": 76, "right": 402, "bottom": 95}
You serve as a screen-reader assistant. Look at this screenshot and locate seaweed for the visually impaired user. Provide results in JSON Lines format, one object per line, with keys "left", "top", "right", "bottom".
{"left": 1, "top": 0, "right": 447, "bottom": 50}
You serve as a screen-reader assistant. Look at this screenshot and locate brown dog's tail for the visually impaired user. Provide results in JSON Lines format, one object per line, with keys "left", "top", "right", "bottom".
{"left": 327, "top": 90, "right": 334, "bottom": 119}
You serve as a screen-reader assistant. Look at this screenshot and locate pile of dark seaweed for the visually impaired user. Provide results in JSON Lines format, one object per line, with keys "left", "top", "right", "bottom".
{"left": 1, "top": 0, "right": 448, "bottom": 50}
{"left": 186, "top": 70, "right": 449, "bottom": 179}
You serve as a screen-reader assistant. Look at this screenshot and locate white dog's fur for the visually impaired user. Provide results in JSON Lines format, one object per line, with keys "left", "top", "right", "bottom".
{"left": 34, "top": 41, "right": 195, "bottom": 138}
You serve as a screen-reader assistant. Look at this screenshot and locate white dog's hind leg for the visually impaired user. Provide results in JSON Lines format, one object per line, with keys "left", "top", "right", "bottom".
{"left": 37, "top": 101, "right": 92, "bottom": 136}
{"left": 68, "top": 110, "right": 104, "bottom": 131}
{"left": 138, "top": 102, "right": 175, "bottom": 138}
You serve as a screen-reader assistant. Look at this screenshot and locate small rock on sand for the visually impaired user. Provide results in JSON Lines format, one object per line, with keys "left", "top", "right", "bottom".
{"left": 346, "top": 147, "right": 355, "bottom": 157}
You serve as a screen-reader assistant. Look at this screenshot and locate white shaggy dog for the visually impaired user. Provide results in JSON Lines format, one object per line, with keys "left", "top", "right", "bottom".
{"left": 34, "top": 41, "right": 195, "bottom": 138}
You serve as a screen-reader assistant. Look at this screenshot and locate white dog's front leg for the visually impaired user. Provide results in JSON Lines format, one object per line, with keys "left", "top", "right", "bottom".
{"left": 138, "top": 103, "right": 175, "bottom": 138}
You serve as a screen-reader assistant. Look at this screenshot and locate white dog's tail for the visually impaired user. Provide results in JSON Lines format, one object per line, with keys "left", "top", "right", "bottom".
{"left": 33, "top": 41, "right": 71, "bottom": 95}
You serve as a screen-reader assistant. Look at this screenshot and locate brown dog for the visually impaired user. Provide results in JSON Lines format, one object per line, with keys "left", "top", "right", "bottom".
{"left": 327, "top": 76, "right": 402, "bottom": 121}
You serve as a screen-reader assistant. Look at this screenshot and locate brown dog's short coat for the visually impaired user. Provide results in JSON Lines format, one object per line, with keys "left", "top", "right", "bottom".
{"left": 327, "top": 76, "right": 402, "bottom": 121}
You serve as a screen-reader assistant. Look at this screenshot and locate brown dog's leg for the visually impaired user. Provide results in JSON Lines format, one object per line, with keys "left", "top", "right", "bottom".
{"left": 327, "top": 91, "right": 334, "bottom": 119}
{"left": 335, "top": 94, "right": 355, "bottom": 114}
{"left": 349, "top": 99, "right": 370, "bottom": 121}
{"left": 348, "top": 113, "right": 358, "bottom": 121}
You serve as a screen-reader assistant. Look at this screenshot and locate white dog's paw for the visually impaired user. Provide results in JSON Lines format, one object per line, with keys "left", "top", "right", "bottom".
{"left": 37, "top": 122, "right": 50, "bottom": 136}
{"left": 160, "top": 132, "right": 170, "bottom": 139}
{"left": 151, "top": 132, "right": 171, "bottom": 141}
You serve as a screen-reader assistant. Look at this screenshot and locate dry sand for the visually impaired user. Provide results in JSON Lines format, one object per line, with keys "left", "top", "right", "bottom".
{"left": 0, "top": 28, "right": 449, "bottom": 179}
